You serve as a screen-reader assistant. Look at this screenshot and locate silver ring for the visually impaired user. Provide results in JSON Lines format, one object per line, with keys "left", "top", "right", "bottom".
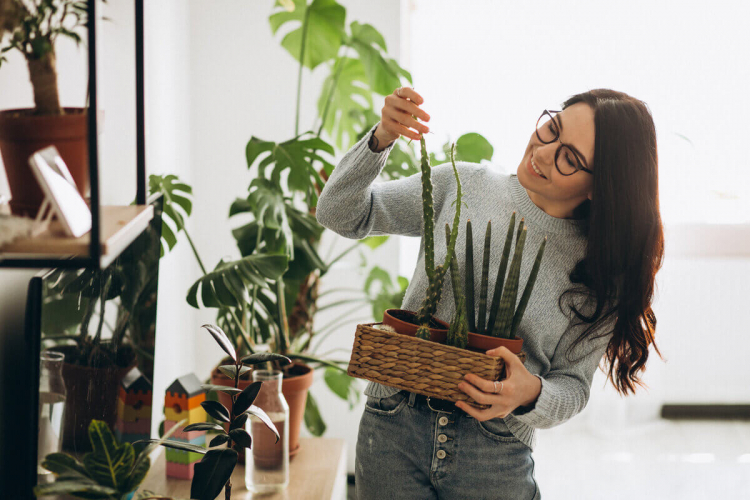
{"left": 494, "top": 381, "right": 503, "bottom": 394}
{"left": 397, "top": 87, "right": 402, "bottom": 97}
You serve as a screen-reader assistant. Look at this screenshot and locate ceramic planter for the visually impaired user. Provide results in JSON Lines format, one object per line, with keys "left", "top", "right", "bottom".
{"left": 382, "top": 308, "right": 450, "bottom": 343}
{"left": 0, "top": 107, "right": 103, "bottom": 217}
{"left": 466, "top": 331, "right": 524, "bottom": 354}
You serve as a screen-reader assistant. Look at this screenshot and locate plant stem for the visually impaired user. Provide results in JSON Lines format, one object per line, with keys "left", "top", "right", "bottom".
{"left": 275, "top": 279, "right": 291, "bottom": 355}
{"left": 316, "top": 52, "right": 346, "bottom": 138}
{"left": 295, "top": 4, "right": 312, "bottom": 136}
{"left": 182, "top": 225, "right": 208, "bottom": 275}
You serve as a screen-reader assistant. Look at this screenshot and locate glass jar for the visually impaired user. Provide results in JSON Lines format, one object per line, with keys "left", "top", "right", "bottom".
{"left": 245, "top": 369, "right": 289, "bottom": 494}
{"left": 37, "top": 350, "right": 67, "bottom": 476}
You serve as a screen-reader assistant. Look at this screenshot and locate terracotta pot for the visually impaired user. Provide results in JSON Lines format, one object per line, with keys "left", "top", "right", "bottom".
{"left": 466, "top": 331, "right": 524, "bottom": 354}
{"left": 0, "top": 107, "right": 103, "bottom": 217}
{"left": 209, "top": 360, "right": 314, "bottom": 462}
{"left": 382, "top": 309, "right": 450, "bottom": 343}
{"left": 56, "top": 345, "right": 137, "bottom": 452}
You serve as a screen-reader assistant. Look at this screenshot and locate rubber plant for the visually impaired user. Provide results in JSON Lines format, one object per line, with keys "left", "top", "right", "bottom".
{"left": 138, "top": 324, "right": 291, "bottom": 500}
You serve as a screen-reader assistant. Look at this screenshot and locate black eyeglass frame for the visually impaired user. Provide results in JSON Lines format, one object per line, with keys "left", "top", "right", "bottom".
{"left": 535, "top": 109, "right": 594, "bottom": 176}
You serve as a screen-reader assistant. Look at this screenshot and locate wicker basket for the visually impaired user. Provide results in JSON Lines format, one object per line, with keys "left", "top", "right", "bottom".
{"left": 347, "top": 322, "right": 527, "bottom": 409}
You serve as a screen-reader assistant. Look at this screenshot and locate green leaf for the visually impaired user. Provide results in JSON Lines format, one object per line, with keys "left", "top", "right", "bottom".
{"left": 201, "top": 383, "right": 243, "bottom": 395}
{"left": 245, "top": 134, "right": 334, "bottom": 199}
{"left": 240, "top": 352, "right": 293, "bottom": 366}
{"left": 147, "top": 174, "right": 194, "bottom": 256}
{"left": 229, "top": 428, "right": 252, "bottom": 449}
{"left": 190, "top": 449, "right": 238, "bottom": 500}
{"left": 186, "top": 254, "right": 288, "bottom": 309}
{"left": 456, "top": 132, "right": 494, "bottom": 163}
{"left": 233, "top": 381, "right": 263, "bottom": 415}
{"left": 201, "top": 400, "right": 231, "bottom": 423}
{"left": 348, "top": 21, "right": 411, "bottom": 95}
{"left": 184, "top": 422, "right": 227, "bottom": 434}
{"left": 304, "top": 391, "right": 326, "bottom": 436}
{"left": 217, "top": 364, "right": 252, "bottom": 380}
{"left": 239, "top": 178, "right": 296, "bottom": 261}
{"left": 230, "top": 413, "right": 248, "bottom": 430}
{"left": 243, "top": 405, "right": 281, "bottom": 443}
{"left": 201, "top": 324, "right": 237, "bottom": 363}
{"left": 39, "top": 453, "right": 90, "bottom": 479}
{"left": 359, "top": 235, "right": 389, "bottom": 250}
{"left": 323, "top": 367, "right": 360, "bottom": 410}
{"left": 83, "top": 420, "right": 135, "bottom": 490}
{"left": 269, "top": 0, "right": 346, "bottom": 70}
{"left": 316, "top": 56, "right": 373, "bottom": 151}
{"left": 209, "top": 434, "right": 229, "bottom": 447}
{"left": 33, "top": 479, "right": 118, "bottom": 498}
{"left": 135, "top": 439, "right": 208, "bottom": 455}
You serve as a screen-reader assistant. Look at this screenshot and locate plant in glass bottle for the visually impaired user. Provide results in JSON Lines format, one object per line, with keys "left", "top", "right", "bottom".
{"left": 139, "top": 324, "right": 290, "bottom": 500}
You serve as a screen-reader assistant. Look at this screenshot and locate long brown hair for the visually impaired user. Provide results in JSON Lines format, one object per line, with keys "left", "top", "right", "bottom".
{"left": 557, "top": 88, "right": 665, "bottom": 396}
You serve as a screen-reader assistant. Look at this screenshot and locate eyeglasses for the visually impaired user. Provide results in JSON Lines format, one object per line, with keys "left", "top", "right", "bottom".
{"left": 535, "top": 109, "right": 593, "bottom": 176}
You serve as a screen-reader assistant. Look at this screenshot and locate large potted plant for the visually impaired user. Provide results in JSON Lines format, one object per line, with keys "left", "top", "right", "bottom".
{"left": 0, "top": 0, "right": 105, "bottom": 216}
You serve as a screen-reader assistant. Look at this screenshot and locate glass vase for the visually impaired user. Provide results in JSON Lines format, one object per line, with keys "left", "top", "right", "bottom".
{"left": 37, "top": 350, "right": 67, "bottom": 476}
{"left": 245, "top": 369, "right": 289, "bottom": 494}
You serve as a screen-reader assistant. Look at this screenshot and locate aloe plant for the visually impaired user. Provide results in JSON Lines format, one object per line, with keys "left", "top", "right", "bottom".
{"left": 414, "top": 140, "right": 464, "bottom": 340}
{"left": 463, "top": 214, "right": 548, "bottom": 339}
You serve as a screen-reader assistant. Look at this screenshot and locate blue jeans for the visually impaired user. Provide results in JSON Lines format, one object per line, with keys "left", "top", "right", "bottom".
{"left": 355, "top": 390, "right": 541, "bottom": 500}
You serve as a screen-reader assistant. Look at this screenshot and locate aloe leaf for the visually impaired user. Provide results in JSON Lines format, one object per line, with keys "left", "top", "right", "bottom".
{"left": 465, "top": 219, "right": 476, "bottom": 333}
{"left": 492, "top": 226, "right": 528, "bottom": 338}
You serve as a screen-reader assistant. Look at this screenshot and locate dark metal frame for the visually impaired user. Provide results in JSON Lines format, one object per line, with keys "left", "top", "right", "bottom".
{"left": 536, "top": 109, "right": 594, "bottom": 176}
{"left": 0, "top": 0, "right": 147, "bottom": 270}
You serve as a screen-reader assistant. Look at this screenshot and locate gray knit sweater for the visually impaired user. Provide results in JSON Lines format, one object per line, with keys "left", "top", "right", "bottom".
{"left": 315, "top": 122, "right": 614, "bottom": 451}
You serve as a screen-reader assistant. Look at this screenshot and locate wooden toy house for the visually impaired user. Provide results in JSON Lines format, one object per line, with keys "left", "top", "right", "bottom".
{"left": 114, "top": 367, "right": 152, "bottom": 444}
{"left": 163, "top": 373, "right": 207, "bottom": 479}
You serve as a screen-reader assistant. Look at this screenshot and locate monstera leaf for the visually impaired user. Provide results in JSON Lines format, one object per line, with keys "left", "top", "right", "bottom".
{"left": 347, "top": 21, "right": 412, "bottom": 96}
{"left": 362, "top": 265, "right": 409, "bottom": 322}
{"left": 147, "top": 173, "right": 193, "bottom": 257}
{"left": 186, "top": 254, "right": 289, "bottom": 309}
{"left": 317, "top": 56, "right": 373, "bottom": 151}
{"left": 245, "top": 133, "right": 334, "bottom": 205}
{"left": 429, "top": 132, "right": 495, "bottom": 167}
{"left": 269, "top": 0, "right": 346, "bottom": 70}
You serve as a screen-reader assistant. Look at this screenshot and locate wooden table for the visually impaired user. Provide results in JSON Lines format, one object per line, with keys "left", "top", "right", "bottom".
{"left": 139, "top": 437, "right": 347, "bottom": 500}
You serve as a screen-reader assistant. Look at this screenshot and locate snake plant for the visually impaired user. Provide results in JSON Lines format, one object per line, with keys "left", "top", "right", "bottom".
{"left": 462, "top": 214, "right": 548, "bottom": 340}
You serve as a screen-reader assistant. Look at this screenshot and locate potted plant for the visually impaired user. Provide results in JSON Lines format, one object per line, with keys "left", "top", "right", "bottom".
{"left": 0, "top": 0, "right": 106, "bottom": 216}
{"left": 380, "top": 138, "right": 464, "bottom": 340}
{"left": 34, "top": 418, "right": 179, "bottom": 500}
{"left": 140, "top": 324, "right": 290, "bottom": 500}
{"left": 442, "top": 212, "right": 548, "bottom": 357}
{"left": 347, "top": 138, "right": 545, "bottom": 409}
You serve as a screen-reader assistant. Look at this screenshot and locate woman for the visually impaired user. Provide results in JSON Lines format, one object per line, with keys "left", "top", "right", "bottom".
{"left": 315, "top": 87, "right": 665, "bottom": 499}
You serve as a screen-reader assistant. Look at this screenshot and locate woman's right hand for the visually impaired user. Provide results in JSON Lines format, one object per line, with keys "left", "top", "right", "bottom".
{"left": 376, "top": 87, "right": 431, "bottom": 145}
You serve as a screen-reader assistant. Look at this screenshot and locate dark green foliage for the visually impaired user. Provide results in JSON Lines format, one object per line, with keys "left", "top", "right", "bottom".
{"left": 477, "top": 220, "right": 491, "bottom": 334}
{"left": 485, "top": 213, "right": 517, "bottom": 335}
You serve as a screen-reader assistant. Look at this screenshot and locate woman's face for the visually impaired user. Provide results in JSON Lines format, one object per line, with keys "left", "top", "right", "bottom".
{"left": 516, "top": 102, "right": 596, "bottom": 219}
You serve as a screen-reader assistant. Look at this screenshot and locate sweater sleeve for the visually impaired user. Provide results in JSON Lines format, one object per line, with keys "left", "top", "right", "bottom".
{"left": 509, "top": 306, "right": 616, "bottom": 429}
{"left": 315, "top": 122, "right": 465, "bottom": 239}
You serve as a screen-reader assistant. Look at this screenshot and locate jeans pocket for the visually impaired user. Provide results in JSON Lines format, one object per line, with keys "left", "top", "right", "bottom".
{"left": 474, "top": 416, "right": 521, "bottom": 443}
{"left": 364, "top": 391, "right": 408, "bottom": 416}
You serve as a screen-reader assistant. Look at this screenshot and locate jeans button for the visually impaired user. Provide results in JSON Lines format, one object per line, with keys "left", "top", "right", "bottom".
{"left": 436, "top": 450, "right": 446, "bottom": 459}
{"left": 438, "top": 434, "right": 447, "bottom": 443}
{"left": 438, "top": 416, "right": 448, "bottom": 426}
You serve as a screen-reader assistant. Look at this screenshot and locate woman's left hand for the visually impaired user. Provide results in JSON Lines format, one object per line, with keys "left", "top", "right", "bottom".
{"left": 455, "top": 346, "right": 542, "bottom": 421}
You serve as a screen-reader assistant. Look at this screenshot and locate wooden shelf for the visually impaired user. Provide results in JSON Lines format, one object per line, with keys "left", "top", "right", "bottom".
{"left": 0, "top": 205, "right": 154, "bottom": 265}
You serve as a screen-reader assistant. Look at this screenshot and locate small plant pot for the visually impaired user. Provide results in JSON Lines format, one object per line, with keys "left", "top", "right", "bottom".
{"left": 466, "top": 332, "right": 524, "bottom": 355}
{"left": 382, "top": 308, "right": 450, "bottom": 343}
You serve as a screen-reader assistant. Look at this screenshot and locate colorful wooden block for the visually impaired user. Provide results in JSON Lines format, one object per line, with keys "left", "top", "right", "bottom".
{"left": 118, "top": 367, "right": 153, "bottom": 406}
{"left": 115, "top": 419, "right": 151, "bottom": 435}
{"left": 164, "top": 404, "right": 206, "bottom": 424}
{"left": 166, "top": 460, "right": 196, "bottom": 480}
{"left": 164, "top": 420, "right": 207, "bottom": 442}
{"left": 116, "top": 398, "right": 152, "bottom": 421}
{"left": 165, "top": 448, "right": 204, "bottom": 465}
{"left": 115, "top": 431, "right": 150, "bottom": 445}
